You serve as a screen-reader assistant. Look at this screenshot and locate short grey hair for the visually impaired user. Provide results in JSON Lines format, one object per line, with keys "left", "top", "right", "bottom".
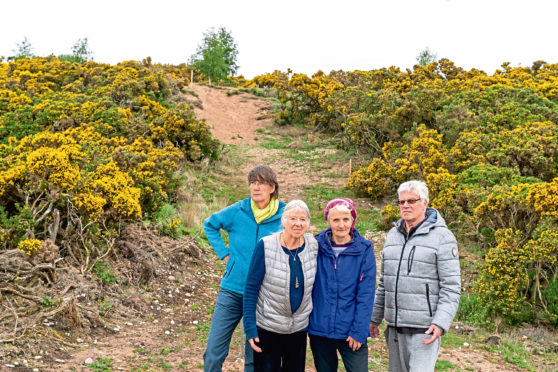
{"left": 281, "top": 199, "right": 311, "bottom": 224}
{"left": 397, "top": 180, "right": 429, "bottom": 202}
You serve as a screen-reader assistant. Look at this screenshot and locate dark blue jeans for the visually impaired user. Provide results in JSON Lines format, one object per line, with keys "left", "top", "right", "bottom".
{"left": 309, "top": 334, "right": 368, "bottom": 372}
{"left": 253, "top": 327, "right": 307, "bottom": 372}
{"left": 203, "top": 288, "right": 254, "bottom": 372}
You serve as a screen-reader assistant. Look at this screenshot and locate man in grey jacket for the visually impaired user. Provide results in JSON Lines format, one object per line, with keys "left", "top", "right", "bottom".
{"left": 370, "top": 180, "right": 461, "bottom": 372}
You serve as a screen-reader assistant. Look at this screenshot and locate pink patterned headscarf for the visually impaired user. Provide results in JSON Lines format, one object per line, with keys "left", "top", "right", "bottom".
{"left": 324, "top": 198, "right": 357, "bottom": 229}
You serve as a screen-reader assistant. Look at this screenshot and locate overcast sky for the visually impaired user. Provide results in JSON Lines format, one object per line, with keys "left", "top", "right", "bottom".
{"left": 1, "top": 0, "right": 556, "bottom": 79}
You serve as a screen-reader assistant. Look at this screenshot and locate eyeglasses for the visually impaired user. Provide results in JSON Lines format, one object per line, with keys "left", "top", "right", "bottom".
{"left": 398, "top": 198, "right": 421, "bottom": 206}
{"left": 287, "top": 217, "right": 308, "bottom": 224}
{"left": 250, "top": 181, "right": 268, "bottom": 187}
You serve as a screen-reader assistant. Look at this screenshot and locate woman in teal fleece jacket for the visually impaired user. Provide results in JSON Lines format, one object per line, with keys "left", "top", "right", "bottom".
{"left": 203, "top": 165, "right": 285, "bottom": 372}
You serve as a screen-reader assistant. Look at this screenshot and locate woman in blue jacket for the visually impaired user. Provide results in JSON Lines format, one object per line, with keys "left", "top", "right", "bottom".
{"left": 308, "top": 198, "right": 376, "bottom": 372}
{"left": 203, "top": 165, "right": 285, "bottom": 372}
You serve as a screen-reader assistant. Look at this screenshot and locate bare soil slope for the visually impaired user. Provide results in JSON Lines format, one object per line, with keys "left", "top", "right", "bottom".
{"left": 190, "top": 85, "right": 272, "bottom": 146}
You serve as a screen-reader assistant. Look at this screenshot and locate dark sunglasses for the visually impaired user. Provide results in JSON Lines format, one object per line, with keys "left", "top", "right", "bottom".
{"left": 398, "top": 198, "right": 421, "bottom": 206}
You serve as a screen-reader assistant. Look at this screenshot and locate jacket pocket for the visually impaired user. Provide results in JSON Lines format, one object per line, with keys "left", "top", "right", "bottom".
{"left": 407, "top": 245, "right": 416, "bottom": 274}
{"left": 426, "top": 283, "right": 432, "bottom": 317}
{"left": 224, "top": 258, "right": 235, "bottom": 279}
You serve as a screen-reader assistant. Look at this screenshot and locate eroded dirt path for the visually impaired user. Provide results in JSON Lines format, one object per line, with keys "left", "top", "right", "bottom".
{"left": 189, "top": 84, "right": 348, "bottom": 200}
{"left": 190, "top": 85, "right": 272, "bottom": 146}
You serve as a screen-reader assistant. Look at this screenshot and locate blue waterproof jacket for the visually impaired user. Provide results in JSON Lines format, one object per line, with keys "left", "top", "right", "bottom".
{"left": 203, "top": 197, "right": 285, "bottom": 295}
{"left": 308, "top": 228, "right": 376, "bottom": 343}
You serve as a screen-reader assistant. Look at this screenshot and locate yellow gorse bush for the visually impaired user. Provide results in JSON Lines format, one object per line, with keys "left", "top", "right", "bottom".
{"left": 0, "top": 56, "right": 218, "bottom": 264}
{"left": 247, "top": 60, "right": 558, "bottom": 323}
{"left": 527, "top": 177, "right": 558, "bottom": 219}
{"left": 476, "top": 228, "right": 529, "bottom": 315}
{"left": 17, "top": 238, "right": 42, "bottom": 256}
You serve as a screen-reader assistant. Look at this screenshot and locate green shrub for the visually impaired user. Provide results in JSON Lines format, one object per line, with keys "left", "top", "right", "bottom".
{"left": 92, "top": 260, "right": 117, "bottom": 285}
{"left": 541, "top": 276, "right": 558, "bottom": 326}
{"left": 41, "top": 296, "right": 54, "bottom": 307}
{"left": 455, "top": 293, "right": 493, "bottom": 330}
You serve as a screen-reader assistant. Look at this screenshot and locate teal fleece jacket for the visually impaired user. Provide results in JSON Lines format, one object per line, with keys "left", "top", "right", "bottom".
{"left": 203, "top": 197, "right": 285, "bottom": 294}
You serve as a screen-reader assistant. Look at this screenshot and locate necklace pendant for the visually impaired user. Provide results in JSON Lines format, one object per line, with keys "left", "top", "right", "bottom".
{"left": 295, "top": 277, "right": 300, "bottom": 289}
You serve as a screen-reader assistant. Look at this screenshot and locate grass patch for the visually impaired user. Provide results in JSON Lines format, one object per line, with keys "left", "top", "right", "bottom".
{"left": 87, "top": 357, "right": 113, "bottom": 372}
{"left": 195, "top": 321, "right": 211, "bottom": 344}
{"left": 177, "top": 153, "right": 248, "bottom": 235}
{"left": 159, "top": 347, "right": 173, "bottom": 356}
{"left": 135, "top": 346, "right": 150, "bottom": 355}
{"left": 302, "top": 184, "right": 349, "bottom": 231}
{"left": 367, "top": 345, "right": 389, "bottom": 370}
{"left": 188, "top": 165, "right": 246, "bottom": 207}
{"left": 158, "top": 360, "right": 173, "bottom": 370}
{"left": 441, "top": 331, "right": 471, "bottom": 348}
{"left": 355, "top": 208, "right": 382, "bottom": 234}
{"left": 238, "top": 87, "right": 277, "bottom": 97}
{"left": 177, "top": 361, "right": 189, "bottom": 369}
{"left": 497, "top": 339, "right": 535, "bottom": 371}
{"left": 258, "top": 135, "right": 294, "bottom": 149}
{"left": 180, "top": 88, "right": 198, "bottom": 97}
{"left": 435, "top": 359, "right": 455, "bottom": 370}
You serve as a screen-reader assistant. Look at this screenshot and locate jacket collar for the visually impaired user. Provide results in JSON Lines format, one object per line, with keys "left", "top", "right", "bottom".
{"left": 316, "top": 227, "right": 363, "bottom": 256}
{"left": 395, "top": 207, "right": 446, "bottom": 238}
{"left": 240, "top": 197, "right": 285, "bottom": 223}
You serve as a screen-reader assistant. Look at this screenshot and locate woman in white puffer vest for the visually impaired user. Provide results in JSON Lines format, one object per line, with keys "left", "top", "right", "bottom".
{"left": 243, "top": 199, "right": 319, "bottom": 372}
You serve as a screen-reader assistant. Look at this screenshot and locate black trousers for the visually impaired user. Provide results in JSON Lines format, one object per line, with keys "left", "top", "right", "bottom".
{"left": 253, "top": 327, "right": 307, "bottom": 372}
{"left": 309, "top": 334, "right": 368, "bottom": 372}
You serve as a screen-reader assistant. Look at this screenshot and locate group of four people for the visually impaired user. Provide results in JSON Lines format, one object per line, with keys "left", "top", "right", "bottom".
{"left": 203, "top": 165, "right": 461, "bottom": 372}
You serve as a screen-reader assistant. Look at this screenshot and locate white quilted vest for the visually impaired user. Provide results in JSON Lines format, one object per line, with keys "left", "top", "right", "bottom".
{"left": 255, "top": 232, "right": 318, "bottom": 334}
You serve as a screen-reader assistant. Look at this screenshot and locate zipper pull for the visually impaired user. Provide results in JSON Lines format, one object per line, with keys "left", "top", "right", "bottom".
{"left": 334, "top": 260, "right": 337, "bottom": 270}
{"left": 360, "top": 273, "right": 364, "bottom": 281}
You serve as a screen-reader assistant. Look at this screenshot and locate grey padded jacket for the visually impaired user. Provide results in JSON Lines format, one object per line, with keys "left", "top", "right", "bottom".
{"left": 256, "top": 232, "right": 318, "bottom": 334}
{"left": 371, "top": 208, "right": 461, "bottom": 333}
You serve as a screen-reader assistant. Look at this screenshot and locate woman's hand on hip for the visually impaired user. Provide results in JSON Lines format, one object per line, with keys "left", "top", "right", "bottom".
{"left": 248, "top": 338, "right": 262, "bottom": 352}
{"left": 346, "top": 336, "right": 362, "bottom": 351}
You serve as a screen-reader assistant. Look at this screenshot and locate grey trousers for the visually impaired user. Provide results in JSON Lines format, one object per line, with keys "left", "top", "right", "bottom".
{"left": 385, "top": 327, "right": 441, "bottom": 372}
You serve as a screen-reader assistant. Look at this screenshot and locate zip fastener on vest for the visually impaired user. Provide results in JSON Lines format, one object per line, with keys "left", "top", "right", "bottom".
{"left": 291, "top": 240, "right": 309, "bottom": 330}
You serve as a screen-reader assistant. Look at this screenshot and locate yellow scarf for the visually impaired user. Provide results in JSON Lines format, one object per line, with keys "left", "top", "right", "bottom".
{"left": 251, "top": 197, "right": 279, "bottom": 224}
